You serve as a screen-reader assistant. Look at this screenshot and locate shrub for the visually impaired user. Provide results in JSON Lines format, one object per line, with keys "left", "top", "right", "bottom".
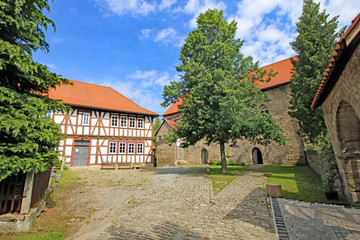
{"left": 318, "top": 134, "right": 339, "bottom": 193}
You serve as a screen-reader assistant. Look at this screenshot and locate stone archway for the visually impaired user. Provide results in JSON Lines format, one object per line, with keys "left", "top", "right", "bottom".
{"left": 252, "top": 148, "right": 263, "bottom": 165}
{"left": 337, "top": 101, "right": 360, "bottom": 152}
{"left": 336, "top": 101, "right": 360, "bottom": 200}
{"left": 201, "top": 149, "right": 208, "bottom": 164}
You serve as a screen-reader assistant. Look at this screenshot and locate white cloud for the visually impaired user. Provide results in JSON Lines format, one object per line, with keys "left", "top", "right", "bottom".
{"left": 127, "top": 70, "right": 176, "bottom": 87}
{"left": 155, "top": 28, "right": 184, "bottom": 46}
{"left": 320, "top": 0, "right": 360, "bottom": 29}
{"left": 140, "top": 28, "right": 185, "bottom": 47}
{"left": 97, "top": 0, "right": 156, "bottom": 16}
{"left": 159, "top": 0, "right": 177, "bottom": 10}
{"left": 95, "top": 0, "right": 177, "bottom": 16}
{"left": 139, "top": 28, "right": 153, "bottom": 39}
{"left": 84, "top": 77, "right": 167, "bottom": 116}
{"left": 182, "top": 0, "right": 227, "bottom": 28}
{"left": 46, "top": 63, "right": 58, "bottom": 70}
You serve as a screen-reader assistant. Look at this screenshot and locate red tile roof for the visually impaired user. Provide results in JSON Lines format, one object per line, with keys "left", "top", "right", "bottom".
{"left": 163, "top": 98, "right": 183, "bottom": 116}
{"left": 163, "top": 57, "right": 295, "bottom": 116}
{"left": 312, "top": 13, "right": 360, "bottom": 108}
{"left": 48, "top": 80, "right": 158, "bottom": 116}
{"left": 256, "top": 57, "right": 296, "bottom": 90}
{"left": 164, "top": 119, "right": 178, "bottom": 130}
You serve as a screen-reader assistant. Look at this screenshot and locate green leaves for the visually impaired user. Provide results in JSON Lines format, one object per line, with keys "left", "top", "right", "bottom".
{"left": 162, "top": 9, "right": 284, "bottom": 171}
{"left": 289, "top": 0, "right": 343, "bottom": 143}
{"left": 0, "top": 87, "right": 63, "bottom": 181}
{"left": 0, "top": 0, "right": 69, "bottom": 180}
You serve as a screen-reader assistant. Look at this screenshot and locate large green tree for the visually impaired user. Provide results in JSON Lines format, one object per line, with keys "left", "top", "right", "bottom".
{"left": 162, "top": 9, "right": 284, "bottom": 172}
{"left": 0, "top": 0, "right": 69, "bottom": 181}
{"left": 289, "top": 0, "right": 343, "bottom": 143}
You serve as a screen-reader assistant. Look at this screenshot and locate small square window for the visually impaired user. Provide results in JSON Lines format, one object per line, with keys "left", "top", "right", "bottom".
{"left": 111, "top": 115, "right": 118, "bottom": 127}
{"left": 137, "top": 118, "right": 144, "bottom": 129}
{"left": 83, "top": 112, "right": 90, "bottom": 125}
{"left": 129, "top": 117, "right": 136, "bottom": 128}
{"left": 128, "top": 143, "right": 135, "bottom": 154}
{"left": 120, "top": 116, "right": 127, "bottom": 128}
{"left": 119, "top": 142, "right": 126, "bottom": 154}
{"left": 109, "top": 142, "right": 117, "bottom": 154}
{"left": 137, "top": 143, "right": 143, "bottom": 154}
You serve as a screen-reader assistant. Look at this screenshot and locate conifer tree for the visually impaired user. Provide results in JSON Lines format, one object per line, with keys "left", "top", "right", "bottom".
{"left": 0, "top": 0, "right": 69, "bottom": 180}
{"left": 289, "top": 0, "right": 343, "bottom": 143}
{"left": 162, "top": 9, "right": 284, "bottom": 172}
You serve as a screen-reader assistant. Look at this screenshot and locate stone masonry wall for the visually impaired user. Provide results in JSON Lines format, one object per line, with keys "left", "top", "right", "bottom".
{"left": 157, "top": 84, "right": 305, "bottom": 166}
{"left": 321, "top": 43, "right": 360, "bottom": 205}
{"left": 305, "top": 150, "right": 324, "bottom": 176}
{"left": 156, "top": 123, "right": 176, "bottom": 167}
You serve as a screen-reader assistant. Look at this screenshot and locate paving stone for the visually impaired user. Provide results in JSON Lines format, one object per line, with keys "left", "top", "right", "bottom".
{"left": 276, "top": 198, "right": 360, "bottom": 240}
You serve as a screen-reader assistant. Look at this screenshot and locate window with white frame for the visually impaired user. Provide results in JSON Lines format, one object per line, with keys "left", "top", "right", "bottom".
{"left": 120, "top": 116, "right": 127, "bottom": 127}
{"left": 128, "top": 143, "right": 135, "bottom": 154}
{"left": 137, "top": 143, "right": 143, "bottom": 154}
{"left": 83, "top": 112, "right": 90, "bottom": 125}
{"left": 109, "top": 142, "right": 117, "bottom": 154}
{"left": 119, "top": 142, "right": 126, "bottom": 154}
{"left": 137, "top": 118, "right": 144, "bottom": 129}
{"left": 129, "top": 117, "right": 136, "bottom": 128}
{"left": 111, "top": 115, "right": 118, "bottom": 127}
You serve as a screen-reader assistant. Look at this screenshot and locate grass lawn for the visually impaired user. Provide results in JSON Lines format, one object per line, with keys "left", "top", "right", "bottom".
{"left": 208, "top": 165, "right": 248, "bottom": 195}
{"left": 265, "top": 165, "right": 347, "bottom": 205}
{"left": 0, "top": 170, "right": 83, "bottom": 240}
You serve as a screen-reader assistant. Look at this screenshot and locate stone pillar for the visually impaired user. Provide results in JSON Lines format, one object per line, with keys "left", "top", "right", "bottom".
{"left": 20, "top": 171, "right": 34, "bottom": 214}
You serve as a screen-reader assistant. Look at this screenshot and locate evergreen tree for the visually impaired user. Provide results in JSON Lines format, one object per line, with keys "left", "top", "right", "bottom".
{"left": 162, "top": 9, "right": 284, "bottom": 172}
{"left": 0, "top": 0, "right": 69, "bottom": 181}
{"left": 289, "top": 0, "right": 343, "bottom": 143}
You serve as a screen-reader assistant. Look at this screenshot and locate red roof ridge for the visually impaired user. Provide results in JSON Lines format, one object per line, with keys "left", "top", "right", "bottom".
{"left": 312, "top": 13, "right": 360, "bottom": 108}
{"left": 164, "top": 119, "right": 178, "bottom": 129}
{"left": 259, "top": 56, "right": 296, "bottom": 68}
{"left": 162, "top": 57, "right": 296, "bottom": 116}
{"left": 49, "top": 79, "right": 159, "bottom": 116}
{"left": 109, "top": 86, "right": 157, "bottom": 115}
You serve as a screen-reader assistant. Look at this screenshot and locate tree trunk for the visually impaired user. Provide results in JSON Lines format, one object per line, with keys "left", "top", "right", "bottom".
{"left": 220, "top": 141, "right": 227, "bottom": 172}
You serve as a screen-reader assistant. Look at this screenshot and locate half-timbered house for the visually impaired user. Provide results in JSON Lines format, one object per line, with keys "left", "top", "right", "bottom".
{"left": 47, "top": 80, "right": 158, "bottom": 167}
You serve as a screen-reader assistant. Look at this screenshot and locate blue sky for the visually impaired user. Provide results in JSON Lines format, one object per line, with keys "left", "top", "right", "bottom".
{"left": 33, "top": 0, "right": 360, "bottom": 116}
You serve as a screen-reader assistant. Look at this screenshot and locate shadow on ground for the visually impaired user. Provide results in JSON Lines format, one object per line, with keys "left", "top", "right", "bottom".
{"left": 224, "top": 187, "right": 274, "bottom": 232}
{"left": 107, "top": 221, "right": 210, "bottom": 240}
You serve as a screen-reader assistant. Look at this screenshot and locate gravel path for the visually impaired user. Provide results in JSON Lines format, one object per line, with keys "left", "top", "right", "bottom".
{"left": 68, "top": 166, "right": 276, "bottom": 240}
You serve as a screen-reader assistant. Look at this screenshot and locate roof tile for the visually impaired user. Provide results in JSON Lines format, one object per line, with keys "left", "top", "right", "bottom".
{"left": 48, "top": 80, "right": 158, "bottom": 116}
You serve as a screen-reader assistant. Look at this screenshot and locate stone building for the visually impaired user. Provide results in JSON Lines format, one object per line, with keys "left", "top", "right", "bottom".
{"left": 156, "top": 58, "right": 305, "bottom": 167}
{"left": 312, "top": 13, "right": 360, "bottom": 205}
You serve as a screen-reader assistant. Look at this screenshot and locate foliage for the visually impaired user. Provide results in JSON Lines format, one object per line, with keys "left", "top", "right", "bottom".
{"left": 318, "top": 134, "right": 339, "bottom": 193}
{"left": 265, "top": 165, "right": 346, "bottom": 204}
{"left": 162, "top": 9, "right": 284, "bottom": 172}
{"left": 0, "top": 0, "right": 70, "bottom": 181}
{"left": 288, "top": 0, "right": 344, "bottom": 143}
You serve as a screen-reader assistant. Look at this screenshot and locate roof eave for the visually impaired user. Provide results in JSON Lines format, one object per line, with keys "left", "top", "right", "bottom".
{"left": 64, "top": 103, "right": 159, "bottom": 116}
{"left": 312, "top": 32, "right": 360, "bottom": 108}
{"left": 260, "top": 81, "right": 290, "bottom": 91}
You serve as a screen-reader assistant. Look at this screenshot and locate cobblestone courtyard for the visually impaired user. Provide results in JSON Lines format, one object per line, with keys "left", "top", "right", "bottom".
{"left": 68, "top": 166, "right": 277, "bottom": 239}
{"left": 57, "top": 166, "right": 360, "bottom": 240}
